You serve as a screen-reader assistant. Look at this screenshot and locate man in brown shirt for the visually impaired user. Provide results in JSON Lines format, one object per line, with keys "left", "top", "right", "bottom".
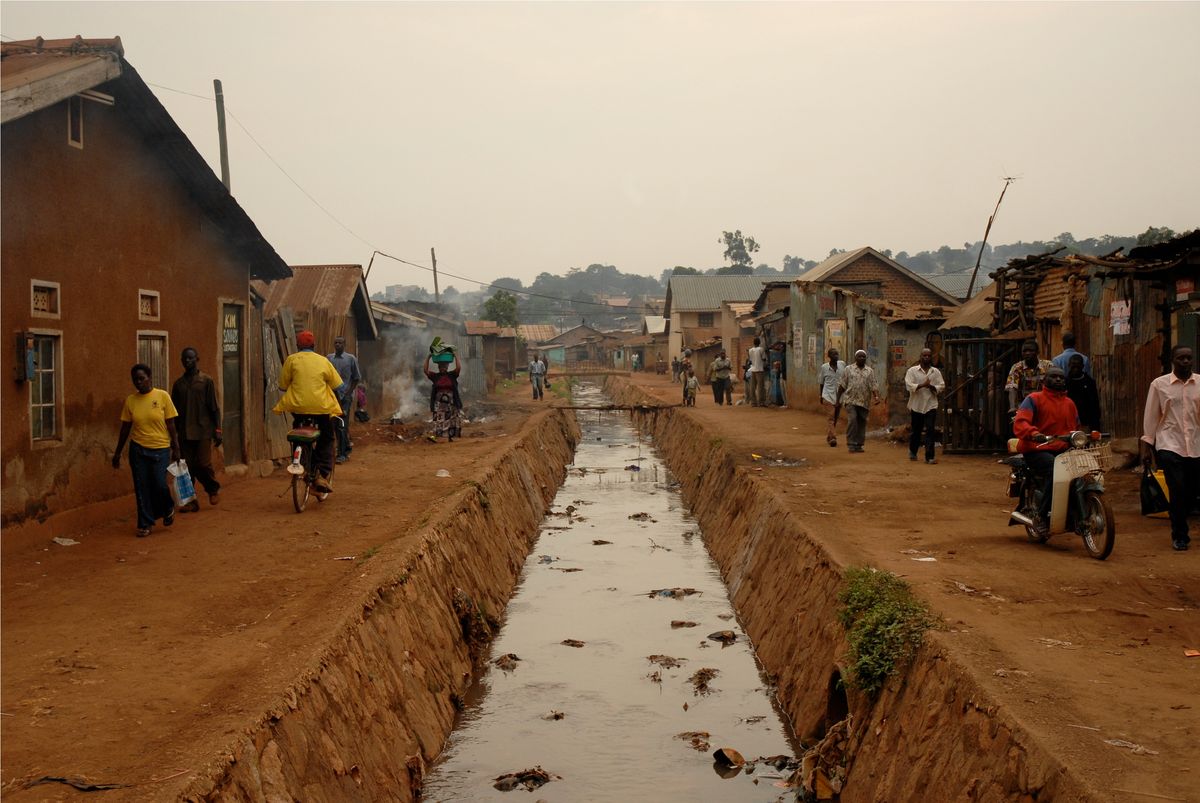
{"left": 171, "top": 347, "right": 222, "bottom": 510}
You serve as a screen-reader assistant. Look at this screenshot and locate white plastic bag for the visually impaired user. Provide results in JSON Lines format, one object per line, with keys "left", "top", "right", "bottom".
{"left": 167, "top": 459, "right": 196, "bottom": 507}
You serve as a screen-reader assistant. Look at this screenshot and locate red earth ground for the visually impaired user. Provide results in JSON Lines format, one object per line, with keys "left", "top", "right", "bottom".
{"left": 2, "top": 374, "right": 1197, "bottom": 801}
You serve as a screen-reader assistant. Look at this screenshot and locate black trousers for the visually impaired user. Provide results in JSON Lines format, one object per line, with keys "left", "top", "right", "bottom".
{"left": 1157, "top": 449, "right": 1200, "bottom": 544}
{"left": 909, "top": 410, "right": 937, "bottom": 461}
{"left": 1024, "top": 450, "right": 1056, "bottom": 523}
{"left": 710, "top": 378, "right": 731, "bottom": 404}
{"left": 292, "top": 414, "right": 335, "bottom": 476}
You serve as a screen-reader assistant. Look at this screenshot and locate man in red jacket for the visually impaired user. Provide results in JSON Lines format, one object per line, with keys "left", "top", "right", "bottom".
{"left": 1012, "top": 366, "right": 1081, "bottom": 534}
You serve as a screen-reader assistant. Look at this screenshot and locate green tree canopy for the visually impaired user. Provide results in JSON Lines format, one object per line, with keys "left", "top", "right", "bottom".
{"left": 720, "top": 230, "right": 760, "bottom": 269}
{"left": 481, "top": 289, "right": 519, "bottom": 328}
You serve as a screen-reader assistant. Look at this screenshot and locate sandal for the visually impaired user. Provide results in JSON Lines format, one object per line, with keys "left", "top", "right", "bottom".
{"left": 163, "top": 511, "right": 175, "bottom": 527}
{"left": 136, "top": 527, "right": 151, "bottom": 538}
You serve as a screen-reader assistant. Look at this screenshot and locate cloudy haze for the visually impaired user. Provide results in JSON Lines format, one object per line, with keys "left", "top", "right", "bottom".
{"left": 3, "top": 2, "right": 1197, "bottom": 293}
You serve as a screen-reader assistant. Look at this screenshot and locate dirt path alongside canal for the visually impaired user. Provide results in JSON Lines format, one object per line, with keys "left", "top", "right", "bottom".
{"left": 620, "top": 373, "right": 1198, "bottom": 802}
{"left": 1, "top": 384, "right": 565, "bottom": 801}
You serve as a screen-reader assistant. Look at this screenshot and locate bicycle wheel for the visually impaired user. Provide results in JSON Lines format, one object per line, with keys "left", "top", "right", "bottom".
{"left": 1021, "top": 484, "right": 1049, "bottom": 543}
{"left": 1077, "top": 490, "right": 1115, "bottom": 560}
{"left": 293, "top": 448, "right": 311, "bottom": 513}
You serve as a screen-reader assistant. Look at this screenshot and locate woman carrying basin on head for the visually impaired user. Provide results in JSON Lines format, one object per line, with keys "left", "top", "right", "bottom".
{"left": 424, "top": 350, "right": 463, "bottom": 442}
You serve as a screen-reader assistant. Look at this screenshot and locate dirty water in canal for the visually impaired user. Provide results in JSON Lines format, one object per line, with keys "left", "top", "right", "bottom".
{"left": 422, "top": 385, "right": 799, "bottom": 802}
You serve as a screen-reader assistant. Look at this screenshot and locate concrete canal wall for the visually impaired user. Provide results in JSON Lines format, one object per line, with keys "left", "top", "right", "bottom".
{"left": 604, "top": 376, "right": 1096, "bottom": 803}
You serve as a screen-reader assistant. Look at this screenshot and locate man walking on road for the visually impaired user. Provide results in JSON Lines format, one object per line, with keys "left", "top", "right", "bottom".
{"left": 327, "top": 336, "right": 361, "bottom": 464}
{"left": 171, "top": 347, "right": 222, "bottom": 511}
{"left": 905, "top": 348, "right": 945, "bottom": 464}
{"left": 748, "top": 337, "right": 767, "bottom": 407}
{"left": 1141, "top": 345, "right": 1200, "bottom": 551}
{"left": 836, "top": 349, "right": 880, "bottom": 453}
{"left": 707, "top": 350, "right": 733, "bottom": 405}
{"left": 529, "top": 354, "right": 547, "bottom": 400}
{"left": 817, "top": 348, "right": 845, "bottom": 447}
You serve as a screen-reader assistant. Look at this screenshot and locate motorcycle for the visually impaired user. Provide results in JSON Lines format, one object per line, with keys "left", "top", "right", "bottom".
{"left": 1002, "top": 431, "right": 1115, "bottom": 560}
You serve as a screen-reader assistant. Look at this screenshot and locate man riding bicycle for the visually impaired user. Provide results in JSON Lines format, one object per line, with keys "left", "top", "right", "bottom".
{"left": 273, "top": 330, "right": 344, "bottom": 493}
{"left": 1011, "top": 366, "right": 1081, "bottom": 536}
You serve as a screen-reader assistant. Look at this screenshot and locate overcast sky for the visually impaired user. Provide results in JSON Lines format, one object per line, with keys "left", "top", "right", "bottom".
{"left": 4, "top": 2, "right": 1198, "bottom": 294}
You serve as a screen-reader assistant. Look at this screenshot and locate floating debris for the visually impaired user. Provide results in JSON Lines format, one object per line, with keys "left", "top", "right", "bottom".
{"left": 537, "top": 555, "right": 557, "bottom": 564}
{"left": 707, "top": 630, "right": 738, "bottom": 645}
{"left": 676, "top": 731, "right": 711, "bottom": 752}
{"left": 540, "top": 710, "right": 565, "bottom": 721}
{"left": 629, "top": 512, "right": 653, "bottom": 521}
{"left": 713, "top": 746, "right": 746, "bottom": 767}
{"left": 561, "top": 639, "right": 586, "bottom": 648}
{"left": 492, "top": 654, "right": 521, "bottom": 672}
{"left": 671, "top": 620, "right": 698, "bottom": 629}
{"left": 646, "top": 670, "right": 662, "bottom": 683}
{"left": 625, "top": 464, "right": 642, "bottom": 471}
{"left": 648, "top": 538, "right": 671, "bottom": 552}
{"left": 553, "top": 567, "right": 584, "bottom": 573}
{"left": 648, "top": 587, "right": 700, "bottom": 599}
{"left": 592, "top": 539, "right": 613, "bottom": 546}
{"left": 717, "top": 613, "right": 734, "bottom": 621}
{"left": 690, "top": 667, "right": 720, "bottom": 695}
{"left": 492, "top": 767, "right": 557, "bottom": 792}
{"left": 648, "top": 654, "right": 685, "bottom": 668}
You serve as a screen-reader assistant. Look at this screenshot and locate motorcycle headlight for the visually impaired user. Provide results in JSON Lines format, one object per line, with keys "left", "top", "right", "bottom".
{"left": 1070, "top": 430, "right": 1089, "bottom": 448}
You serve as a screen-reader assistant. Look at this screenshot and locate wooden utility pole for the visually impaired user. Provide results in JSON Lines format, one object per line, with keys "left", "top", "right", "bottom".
{"left": 213, "top": 79, "right": 230, "bottom": 190}
{"left": 431, "top": 247, "right": 440, "bottom": 304}
{"left": 966, "top": 176, "right": 1018, "bottom": 299}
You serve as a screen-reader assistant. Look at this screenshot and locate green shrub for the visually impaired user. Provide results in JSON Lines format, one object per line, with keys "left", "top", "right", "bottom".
{"left": 837, "top": 567, "right": 934, "bottom": 696}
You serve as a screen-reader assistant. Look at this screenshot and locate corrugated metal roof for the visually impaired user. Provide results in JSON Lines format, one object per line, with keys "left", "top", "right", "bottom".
{"left": 925, "top": 271, "right": 987, "bottom": 301}
{"left": 2, "top": 38, "right": 290, "bottom": 281}
{"left": 257, "top": 265, "right": 377, "bottom": 339}
{"left": 371, "top": 301, "right": 428, "bottom": 327}
{"left": 465, "top": 320, "right": 502, "bottom": 336}
{"left": 666, "top": 276, "right": 772, "bottom": 312}
{"left": 518, "top": 324, "right": 560, "bottom": 343}
{"left": 940, "top": 281, "right": 997, "bottom": 331}
{"left": 1033, "top": 266, "right": 1073, "bottom": 322}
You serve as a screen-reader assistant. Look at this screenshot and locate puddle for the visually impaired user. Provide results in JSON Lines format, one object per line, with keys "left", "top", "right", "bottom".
{"left": 421, "top": 384, "right": 798, "bottom": 802}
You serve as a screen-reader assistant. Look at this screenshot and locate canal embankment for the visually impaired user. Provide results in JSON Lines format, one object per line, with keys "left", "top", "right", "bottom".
{"left": 605, "top": 376, "right": 1100, "bottom": 802}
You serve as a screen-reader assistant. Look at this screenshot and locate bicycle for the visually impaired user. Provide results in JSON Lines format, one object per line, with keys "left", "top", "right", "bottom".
{"left": 285, "top": 415, "right": 338, "bottom": 512}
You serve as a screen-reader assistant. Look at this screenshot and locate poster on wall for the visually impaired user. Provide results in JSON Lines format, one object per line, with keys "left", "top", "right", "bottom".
{"left": 792, "top": 323, "right": 803, "bottom": 368}
{"left": 824, "top": 319, "right": 846, "bottom": 361}
{"left": 808, "top": 335, "right": 818, "bottom": 369}
{"left": 1110, "top": 300, "right": 1131, "bottom": 336}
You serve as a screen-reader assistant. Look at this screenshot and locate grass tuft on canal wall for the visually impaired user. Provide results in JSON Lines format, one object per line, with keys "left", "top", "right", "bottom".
{"left": 837, "top": 567, "right": 935, "bottom": 696}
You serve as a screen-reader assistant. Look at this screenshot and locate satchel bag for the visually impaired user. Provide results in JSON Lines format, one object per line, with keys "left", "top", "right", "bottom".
{"left": 167, "top": 459, "right": 197, "bottom": 508}
{"left": 1140, "top": 467, "right": 1170, "bottom": 518}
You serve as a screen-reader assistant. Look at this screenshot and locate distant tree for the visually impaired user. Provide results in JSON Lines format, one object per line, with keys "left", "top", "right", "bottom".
{"left": 715, "top": 264, "right": 754, "bottom": 275}
{"left": 673, "top": 266, "right": 701, "bottom": 275}
{"left": 881, "top": 249, "right": 893, "bottom": 258}
{"left": 1136, "top": 226, "right": 1177, "bottom": 246}
{"left": 493, "top": 276, "right": 524, "bottom": 291}
{"left": 719, "top": 230, "right": 760, "bottom": 270}
{"left": 480, "top": 290, "right": 518, "bottom": 327}
{"left": 781, "top": 255, "right": 807, "bottom": 274}
{"left": 828, "top": 247, "right": 846, "bottom": 258}
{"left": 442, "top": 286, "right": 459, "bottom": 301}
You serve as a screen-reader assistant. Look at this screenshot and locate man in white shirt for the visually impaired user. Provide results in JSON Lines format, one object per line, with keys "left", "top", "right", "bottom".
{"left": 817, "top": 348, "right": 845, "bottom": 447}
{"left": 904, "top": 348, "right": 946, "bottom": 464}
{"left": 529, "top": 354, "right": 547, "bottom": 400}
{"left": 747, "top": 337, "right": 767, "bottom": 407}
{"left": 1141, "top": 345, "right": 1199, "bottom": 551}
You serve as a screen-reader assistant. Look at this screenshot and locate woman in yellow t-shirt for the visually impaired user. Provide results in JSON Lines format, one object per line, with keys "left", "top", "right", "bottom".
{"left": 112, "top": 363, "right": 181, "bottom": 537}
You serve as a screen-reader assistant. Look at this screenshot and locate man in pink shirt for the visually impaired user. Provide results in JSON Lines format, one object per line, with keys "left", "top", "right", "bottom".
{"left": 1141, "top": 345, "right": 1199, "bottom": 551}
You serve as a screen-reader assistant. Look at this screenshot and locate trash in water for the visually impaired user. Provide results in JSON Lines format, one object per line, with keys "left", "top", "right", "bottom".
{"left": 648, "top": 654, "right": 685, "bottom": 668}
{"left": 537, "top": 555, "right": 557, "bottom": 564}
{"left": 690, "top": 667, "right": 720, "bottom": 695}
{"left": 541, "top": 710, "right": 565, "bottom": 721}
{"left": 553, "top": 567, "right": 583, "bottom": 573}
{"left": 592, "top": 539, "right": 612, "bottom": 546}
{"left": 492, "top": 654, "right": 521, "bottom": 672}
{"left": 51, "top": 537, "right": 80, "bottom": 546}
{"left": 671, "top": 620, "right": 698, "bottom": 629}
{"left": 647, "top": 670, "right": 662, "bottom": 683}
{"left": 648, "top": 587, "right": 700, "bottom": 599}
{"left": 629, "top": 512, "right": 654, "bottom": 521}
{"left": 739, "top": 716, "right": 767, "bottom": 726}
{"left": 625, "top": 464, "right": 642, "bottom": 471}
{"left": 707, "top": 630, "right": 738, "bottom": 645}
{"left": 492, "top": 767, "right": 557, "bottom": 792}
{"left": 717, "top": 613, "right": 734, "bottom": 621}
{"left": 435, "top": 469, "right": 451, "bottom": 478}
{"left": 648, "top": 538, "right": 671, "bottom": 552}
{"left": 561, "top": 638, "right": 586, "bottom": 648}
{"left": 677, "top": 731, "right": 712, "bottom": 752}
{"left": 713, "top": 746, "right": 746, "bottom": 767}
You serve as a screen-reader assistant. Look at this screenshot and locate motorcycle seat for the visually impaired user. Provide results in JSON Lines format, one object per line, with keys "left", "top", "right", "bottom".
{"left": 1000, "top": 454, "right": 1026, "bottom": 468}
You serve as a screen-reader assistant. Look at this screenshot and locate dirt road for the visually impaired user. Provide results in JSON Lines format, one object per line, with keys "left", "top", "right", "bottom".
{"left": 0, "top": 385, "right": 547, "bottom": 800}
{"left": 3, "top": 374, "right": 1196, "bottom": 801}
{"left": 628, "top": 373, "right": 1198, "bottom": 803}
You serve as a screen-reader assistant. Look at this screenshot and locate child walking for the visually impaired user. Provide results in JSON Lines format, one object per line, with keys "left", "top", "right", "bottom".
{"left": 684, "top": 368, "right": 700, "bottom": 407}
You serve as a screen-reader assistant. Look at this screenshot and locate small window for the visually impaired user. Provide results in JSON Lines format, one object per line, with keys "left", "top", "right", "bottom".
{"left": 31, "top": 280, "right": 61, "bottom": 318}
{"left": 30, "top": 334, "right": 61, "bottom": 441}
{"left": 68, "top": 96, "right": 83, "bottom": 148}
{"left": 698, "top": 312, "right": 714, "bottom": 327}
{"left": 138, "top": 290, "right": 160, "bottom": 321}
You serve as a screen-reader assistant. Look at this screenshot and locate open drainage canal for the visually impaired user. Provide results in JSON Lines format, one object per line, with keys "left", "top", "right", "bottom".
{"left": 422, "top": 384, "right": 800, "bottom": 801}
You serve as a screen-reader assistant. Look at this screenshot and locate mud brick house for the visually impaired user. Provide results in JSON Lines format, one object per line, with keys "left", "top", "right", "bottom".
{"left": 664, "top": 275, "right": 772, "bottom": 360}
{"left": 543, "top": 323, "right": 622, "bottom": 369}
{"left": 798, "top": 247, "right": 962, "bottom": 309}
{"left": 1, "top": 37, "right": 291, "bottom": 524}
{"left": 465, "top": 320, "right": 518, "bottom": 390}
